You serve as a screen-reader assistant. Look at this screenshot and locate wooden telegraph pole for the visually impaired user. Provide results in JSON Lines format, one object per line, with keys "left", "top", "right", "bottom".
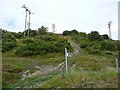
{"left": 28, "top": 10, "right": 31, "bottom": 36}
{"left": 22, "top": 4, "right": 33, "bottom": 37}
{"left": 22, "top": 4, "right": 28, "bottom": 37}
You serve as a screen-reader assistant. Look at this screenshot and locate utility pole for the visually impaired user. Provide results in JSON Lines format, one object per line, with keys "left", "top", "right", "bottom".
{"left": 108, "top": 21, "right": 112, "bottom": 39}
{"left": 22, "top": 4, "right": 28, "bottom": 37}
{"left": 22, "top": 4, "right": 33, "bottom": 37}
{"left": 28, "top": 10, "right": 31, "bottom": 36}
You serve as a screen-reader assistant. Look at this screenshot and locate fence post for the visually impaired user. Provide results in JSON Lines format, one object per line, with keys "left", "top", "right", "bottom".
{"left": 115, "top": 55, "right": 118, "bottom": 71}
{"left": 61, "top": 66, "right": 64, "bottom": 79}
{"left": 65, "top": 48, "right": 68, "bottom": 73}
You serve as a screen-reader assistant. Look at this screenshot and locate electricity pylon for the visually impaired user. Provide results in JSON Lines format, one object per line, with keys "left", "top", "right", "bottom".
{"left": 108, "top": 21, "right": 112, "bottom": 39}
{"left": 52, "top": 24, "right": 56, "bottom": 33}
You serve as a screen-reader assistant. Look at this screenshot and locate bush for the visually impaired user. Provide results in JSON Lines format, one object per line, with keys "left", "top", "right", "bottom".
{"left": 22, "top": 38, "right": 34, "bottom": 44}
{"left": 2, "top": 42, "right": 16, "bottom": 52}
{"left": 101, "top": 34, "right": 109, "bottom": 40}
{"left": 21, "top": 50, "right": 35, "bottom": 57}
{"left": 15, "top": 37, "right": 72, "bottom": 57}
{"left": 105, "top": 51, "right": 113, "bottom": 55}
{"left": 62, "top": 29, "right": 78, "bottom": 36}
{"left": 80, "top": 43, "right": 88, "bottom": 48}
{"left": 88, "top": 31, "right": 101, "bottom": 41}
{"left": 88, "top": 49, "right": 101, "bottom": 55}
{"left": 101, "top": 41, "right": 117, "bottom": 51}
{"left": 117, "top": 41, "right": 120, "bottom": 51}
{"left": 2, "top": 30, "right": 17, "bottom": 52}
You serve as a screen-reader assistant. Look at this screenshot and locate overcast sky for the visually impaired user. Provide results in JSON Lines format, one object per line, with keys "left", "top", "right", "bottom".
{"left": 0, "top": 0, "right": 119, "bottom": 40}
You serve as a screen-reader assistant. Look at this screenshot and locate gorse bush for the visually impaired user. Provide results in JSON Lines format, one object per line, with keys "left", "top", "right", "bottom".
{"left": 101, "top": 40, "right": 117, "bottom": 51}
{"left": 62, "top": 29, "right": 78, "bottom": 36}
{"left": 15, "top": 35, "right": 72, "bottom": 57}
{"left": 71, "top": 30, "right": 118, "bottom": 56}
{"left": 22, "top": 38, "right": 34, "bottom": 44}
{"left": 2, "top": 42, "right": 16, "bottom": 52}
{"left": 105, "top": 51, "right": 113, "bottom": 55}
{"left": 88, "top": 49, "right": 101, "bottom": 55}
{"left": 88, "top": 31, "right": 102, "bottom": 41}
{"left": 2, "top": 30, "right": 17, "bottom": 52}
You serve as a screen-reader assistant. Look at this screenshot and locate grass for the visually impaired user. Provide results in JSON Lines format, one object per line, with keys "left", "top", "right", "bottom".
{"left": 0, "top": 51, "right": 2, "bottom": 89}
{"left": 0, "top": 39, "right": 2, "bottom": 89}
{"left": 4, "top": 70, "right": 59, "bottom": 88}
{"left": 39, "top": 69, "right": 118, "bottom": 88}
{"left": 2, "top": 49, "right": 118, "bottom": 88}
{"left": 68, "top": 52, "right": 116, "bottom": 71}
{"left": 2, "top": 50, "right": 64, "bottom": 87}
{"left": 38, "top": 52, "right": 118, "bottom": 88}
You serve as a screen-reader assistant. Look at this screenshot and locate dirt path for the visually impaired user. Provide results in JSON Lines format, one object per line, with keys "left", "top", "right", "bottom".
{"left": 68, "top": 40, "right": 79, "bottom": 55}
{"left": 21, "top": 65, "right": 58, "bottom": 80}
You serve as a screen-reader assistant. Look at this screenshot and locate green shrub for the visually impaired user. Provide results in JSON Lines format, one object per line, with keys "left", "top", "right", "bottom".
{"left": 105, "top": 51, "right": 113, "bottom": 55}
{"left": 2, "top": 31, "right": 17, "bottom": 52}
{"left": 62, "top": 29, "right": 78, "bottom": 36}
{"left": 22, "top": 38, "right": 34, "bottom": 44}
{"left": 88, "top": 49, "right": 101, "bottom": 55}
{"left": 88, "top": 31, "right": 102, "bottom": 41}
{"left": 15, "top": 37, "right": 72, "bottom": 57}
{"left": 117, "top": 41, "right": 120, "bottom": 51}
{"left": 2, "top": 42, "right": 16, "bottom": 52}
{"left": 80, "top": 43, "right": 88, "bottom": 48}
{"left": 21, "top": 50, "right": 34, "bottom": 57}
{"left": 101, "top": 41, "right": 117, "bottom": 51}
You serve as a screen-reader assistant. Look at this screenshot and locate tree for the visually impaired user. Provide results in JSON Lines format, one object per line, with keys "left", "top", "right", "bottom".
{"left": 30, "top": 30, "right": 36, "bottom": 36}
{"left": 101, "top": 34, "right": 109, "bottom": 40}
{"left": 62, "top": 30, "right": 71, "bottom": 36}
{"left": 71, "top": 29, "right": 78, "bottom": 35}
{"left": 88, "top": 31, "right": 101, "bottom": 41}
{"left": 62, "top": 29, "right": 78, "bottom": 36}
{"left": 38, "top": 25, "right": 47, "bottom": 35}
{"left": 79, "top": 32, "right": 87, "bottom": 37}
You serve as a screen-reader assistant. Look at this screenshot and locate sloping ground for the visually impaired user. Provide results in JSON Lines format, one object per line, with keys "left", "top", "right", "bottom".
{"left": 39, "top": 68, "right": 118, "bottom": 88}
{"left": 38, "top": 53, "right": 118, "bottom": 88}
{"left": 3, "top": 52, "right": 118, "bottom": 88}
{"left": 2, "top": 36, "right": 118, "bottom": 88}
{"left": 65, "top": 36, "right": 83, "bottom": 55}
{"left": 4, "top": 70, "right": 59, "bottom": 88}
{"left": 68, "top": 40, "right": 80, "bottom": 55}
{"left": 2, "top": 51, "right": 65, "bottom": 88}
{"left": 0, "top": 51, "right": 2, "bottom": 89}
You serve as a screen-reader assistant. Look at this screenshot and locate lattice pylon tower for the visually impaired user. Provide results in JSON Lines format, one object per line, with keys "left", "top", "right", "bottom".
{"left": 108, "top": 21, "right": 112, "bottom": 39}
{"left": 52, "top": 24, "right": 56, "bottom": 33}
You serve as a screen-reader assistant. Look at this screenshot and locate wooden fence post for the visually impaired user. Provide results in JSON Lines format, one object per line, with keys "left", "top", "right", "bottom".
{"left": 61, "top": 66, "right": 64, "bottom": 79}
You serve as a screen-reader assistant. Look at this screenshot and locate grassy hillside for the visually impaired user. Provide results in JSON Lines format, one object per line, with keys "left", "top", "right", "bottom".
{"left": 1, "top": 29, "right": 119, "bottom": 88}
{"left": 39, "top": 52, "right": 118, "bottom": 88}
